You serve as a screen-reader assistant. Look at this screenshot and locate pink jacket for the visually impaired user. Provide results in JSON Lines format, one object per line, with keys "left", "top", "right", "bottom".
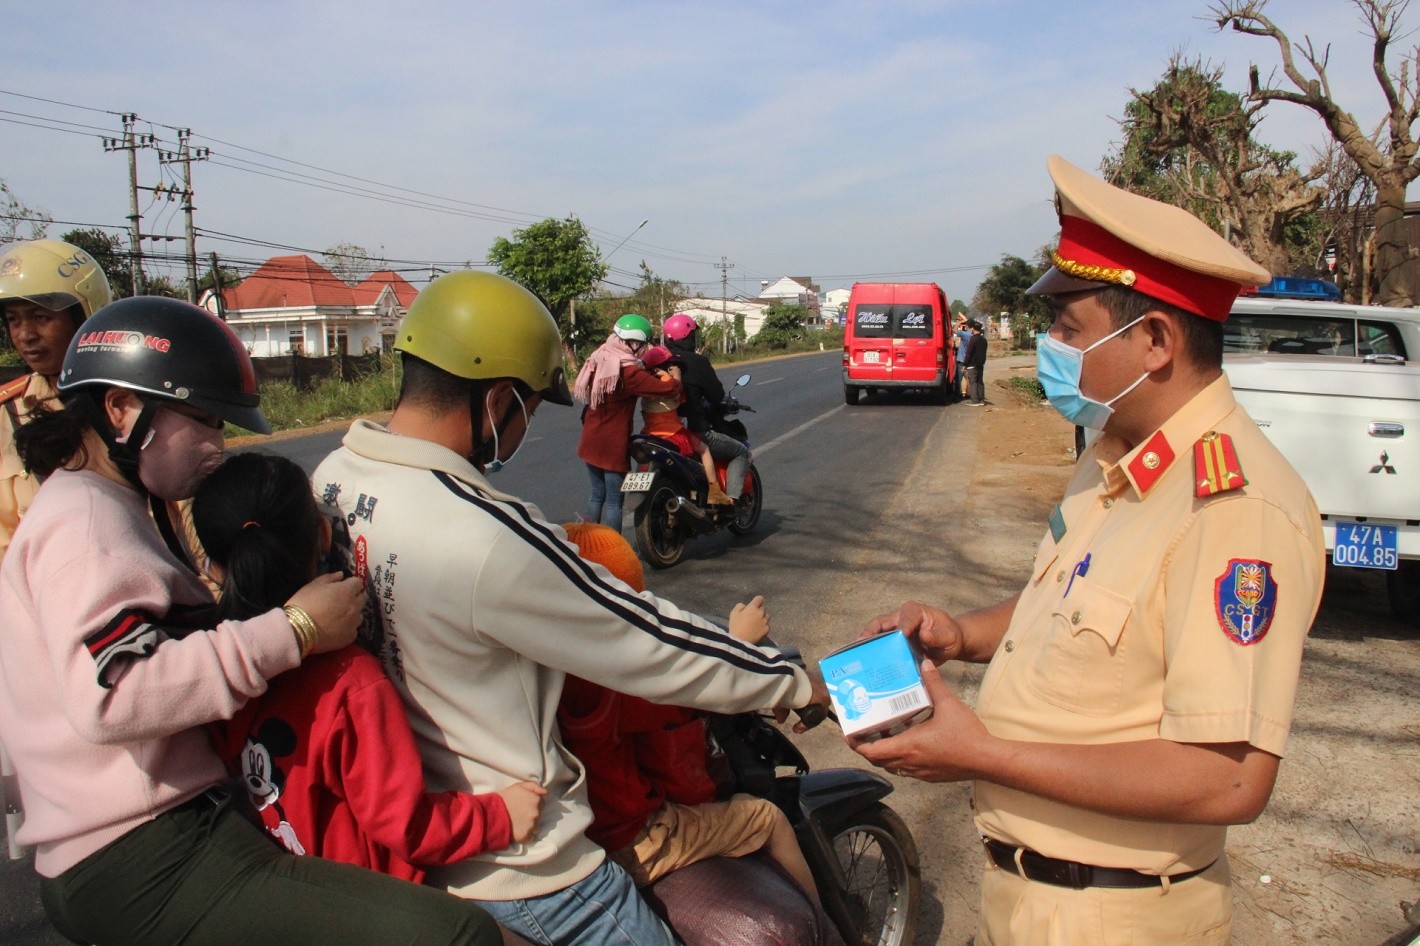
{"left": 0, "top": 469, "right": 299, "bottom": 877}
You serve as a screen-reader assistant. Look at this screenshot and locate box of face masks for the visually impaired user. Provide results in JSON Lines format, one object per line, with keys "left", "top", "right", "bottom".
{"left": 819, "top": 631, "right": 932, "bottom": 739}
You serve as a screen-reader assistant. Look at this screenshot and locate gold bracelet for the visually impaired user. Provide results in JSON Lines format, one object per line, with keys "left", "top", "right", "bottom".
{"left": 283, "top": 606, "right": 320, "bottom": 659}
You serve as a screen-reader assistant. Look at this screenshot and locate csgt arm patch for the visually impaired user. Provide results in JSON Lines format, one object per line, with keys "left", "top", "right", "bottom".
{"left": 1214, "top": 559, "right": 1277, "bottom": 646}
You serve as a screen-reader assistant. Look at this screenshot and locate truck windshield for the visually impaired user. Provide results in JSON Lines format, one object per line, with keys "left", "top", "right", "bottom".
{"left": 851, "top": 304, "right": 934, "bottom": 339}
{"left": 1224, "top": 313, "right": 1408, "bottom": 359}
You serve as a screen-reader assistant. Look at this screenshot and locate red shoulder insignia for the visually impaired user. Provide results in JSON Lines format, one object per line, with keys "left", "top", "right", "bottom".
{"left": 0, "top": 375, "right": 30, "bottom": 404}
{"left": 1126, "top": 430, "right": 1175, "bottom": 494}
{"left": 1194, "top": 431, "right": 1247, "bottom": 498}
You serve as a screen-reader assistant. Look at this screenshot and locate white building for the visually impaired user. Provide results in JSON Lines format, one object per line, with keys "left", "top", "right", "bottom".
{"left": 201, "top": 255, "right": 418, "bottom": 357}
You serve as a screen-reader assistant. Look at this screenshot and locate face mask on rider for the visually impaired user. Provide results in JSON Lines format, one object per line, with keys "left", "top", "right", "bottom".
{"left": 1036, "top": 315, "right": 1151, "bottom": 430}
{"left": 484, "top": 386, "right": 529, "bottom": 474}
{"left": 135, "top": 406, "right": 226, "bottom": 500}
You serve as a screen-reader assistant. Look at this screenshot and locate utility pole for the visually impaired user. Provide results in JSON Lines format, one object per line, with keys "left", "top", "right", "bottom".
{"left": 714, "top": 256, "right": 734, "bottom": 355}
{"left": 208, "top": 251, "right": 226, "bottom": 319}
{"left": 158, "top": 129, "right": 210, "bottom": 302}
{"left": 102, "top": 114, "right": 155, "bottom": 295}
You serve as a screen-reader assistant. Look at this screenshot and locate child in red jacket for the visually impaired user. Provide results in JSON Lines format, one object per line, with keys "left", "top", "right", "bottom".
{"left": 556, "top": 522, "right": 819, "bottom": 904}
{"left": 639, "top": 346, "right": 733, "bottom": 505}
{"left": 195, "top": 453, "right": 545, "bottom": 882}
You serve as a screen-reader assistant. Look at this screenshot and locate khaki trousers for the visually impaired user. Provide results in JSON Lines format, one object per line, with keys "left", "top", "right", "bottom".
{"left": 977, "top": 853, "right": 1232, "bottom": 946}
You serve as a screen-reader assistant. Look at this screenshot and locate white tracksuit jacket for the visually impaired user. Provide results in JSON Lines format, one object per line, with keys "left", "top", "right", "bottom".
{"left": 313, "top": 420, "right": 812, "bottom": 901}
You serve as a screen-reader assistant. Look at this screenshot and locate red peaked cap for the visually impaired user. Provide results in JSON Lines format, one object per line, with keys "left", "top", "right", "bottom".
{"left": 1054, "top": 215, "right": 1244, "bottom": 322}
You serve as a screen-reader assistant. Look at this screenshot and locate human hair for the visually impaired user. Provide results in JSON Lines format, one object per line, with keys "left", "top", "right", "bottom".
{"left": 14, "top": 392, "right": 100, "bottom": 477}
{"left": 1095, "top": 285, "right": 1223, "bottom": 369}
{"left": 192, "top": 453, "right": 323, "bottom": 622}
{"left": 397, "top": 353, "right": 479, "bottom": 412}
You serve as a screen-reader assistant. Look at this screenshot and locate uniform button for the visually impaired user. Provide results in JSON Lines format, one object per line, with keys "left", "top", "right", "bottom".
{"left": 1071, "top": 611, "right": 1082, "bottom": 625}
{"left": 1056, "top": 570, "right": 1066, "bottom": 583}
{"left": 1004, "top": 641, "right": 1015, "bottom": 653}
{"left": 1102, "top": 498, "right": 1114, "bottom": 508}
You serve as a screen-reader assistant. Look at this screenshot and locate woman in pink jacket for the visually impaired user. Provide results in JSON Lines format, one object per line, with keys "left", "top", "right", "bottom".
{"left": 0, "top": 297, "right": 500, "bottom": 946}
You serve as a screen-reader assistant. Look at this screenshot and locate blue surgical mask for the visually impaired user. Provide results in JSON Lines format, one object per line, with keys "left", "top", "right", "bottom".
{"left": 485, "top": 387, "right": 529, "bottom": 474}
{"left": 1036, "top": 316, "right": 1150, "bottom": 430}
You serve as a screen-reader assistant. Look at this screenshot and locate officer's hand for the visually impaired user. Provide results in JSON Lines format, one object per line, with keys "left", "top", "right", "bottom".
{"left": 858, "top": 600, "right": 965, "bottom": 665}
{"left": 286, "top": 572, "right": 364, "bottom": 654}
{"left": 847, "top": 660, "right": 990, "bottom": 783}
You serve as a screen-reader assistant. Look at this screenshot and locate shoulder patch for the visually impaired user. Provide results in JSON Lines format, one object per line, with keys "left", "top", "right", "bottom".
{"left": 1214, "top": 559, "right": 1277, "bottom": 645}
{"left": 0, "top": 375, "right": 31, "bottom": 404}
{"left": 1194, "top": 431, "right": 1247, "bottom": 498}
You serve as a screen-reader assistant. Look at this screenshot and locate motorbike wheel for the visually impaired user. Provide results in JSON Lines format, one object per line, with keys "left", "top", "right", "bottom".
{"left": 728, "top": 465, "right": 763, "bottom": 536}
{"left": 634, "top": 477, "right": 687, "bottom": 569}
{"left": 825, "top": 802, "right": 920, "bottom": 946}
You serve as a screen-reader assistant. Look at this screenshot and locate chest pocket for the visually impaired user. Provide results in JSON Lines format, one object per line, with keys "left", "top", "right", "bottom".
{"left": 1026, "top": 576, "right": 1133, "bottom": 717}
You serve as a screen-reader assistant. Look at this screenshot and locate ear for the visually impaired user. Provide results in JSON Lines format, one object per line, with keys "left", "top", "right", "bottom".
{"left": 1139, "top": 311, "right": 1178, "bottom": 374}
{"left": 102, "top": 388, "right": 142, "bottom": 436}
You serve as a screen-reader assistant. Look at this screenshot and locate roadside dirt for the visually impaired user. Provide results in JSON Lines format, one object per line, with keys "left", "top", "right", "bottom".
{"left": 802, "top": 361, "right": 1419, "bottom": 945}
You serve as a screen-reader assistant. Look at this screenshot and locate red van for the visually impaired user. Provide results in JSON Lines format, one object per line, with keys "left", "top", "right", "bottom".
{"left": 842, "top": 282, "right": 953, "bottom": 404}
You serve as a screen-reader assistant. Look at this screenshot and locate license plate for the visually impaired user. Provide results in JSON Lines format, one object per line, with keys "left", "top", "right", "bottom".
{"left": 621, "top": 471, "right": 656, "bottom": 492}
{"left": 1332, "top": 521, "right": 1399, "bottom": 570}
{"left": 862, "top": 350, "right": 880, "bottom": 364}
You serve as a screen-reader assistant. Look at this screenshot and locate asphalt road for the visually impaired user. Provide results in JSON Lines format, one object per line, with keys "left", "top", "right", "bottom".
{"left": 0, "top": 350, "right": 963, "bottom": 944}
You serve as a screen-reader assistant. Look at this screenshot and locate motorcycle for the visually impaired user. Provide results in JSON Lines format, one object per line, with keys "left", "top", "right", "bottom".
{"left": 625, "top": 373, "right": 762, "bottom": 569}
{"left": 645, "top": 643, "right": 921, "bottom": 946}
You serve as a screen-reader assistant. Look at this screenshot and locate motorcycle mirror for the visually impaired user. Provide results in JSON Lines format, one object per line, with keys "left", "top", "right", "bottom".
{"left": 735, "top": 374, "right": 751, "bottom": 387}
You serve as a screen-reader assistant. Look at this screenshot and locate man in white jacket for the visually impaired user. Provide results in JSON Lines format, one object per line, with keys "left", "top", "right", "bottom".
{"left": 314, "top": 271, "right": 828, "bottom": 946}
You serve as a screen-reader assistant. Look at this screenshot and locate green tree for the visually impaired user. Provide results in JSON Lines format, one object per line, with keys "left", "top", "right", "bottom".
{"left": 2, "top": 180, "right": 50, "bottom": 242}
{"left": 950, "top": 299, "right": 968, "bottom": 316}
{"left": 623, "top": 261, "right": 687, "bottom": 328}
{"left": 972, "top": 254, "right": 1051, "bottom": 348}
{"left": 61, "top": 228, "right": 134, "bottom": 298}
{"left": 1104, "top": 54, "right": 1324, "bottom": 277}
{"left": 488, "top": 217, "right": 608, "bottom": 356}
{"left": 752, "top": 303, "right": 808, "bottom": 349}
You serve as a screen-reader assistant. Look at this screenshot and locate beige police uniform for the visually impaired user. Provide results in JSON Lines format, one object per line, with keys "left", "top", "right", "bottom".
{"left": 969, "top": 156, "right": 1327, "bottom": 946}
{"left": 0, "top": 372, "right": 53, "bottom": 563}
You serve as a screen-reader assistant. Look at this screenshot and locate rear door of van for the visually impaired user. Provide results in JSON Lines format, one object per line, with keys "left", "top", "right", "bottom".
{"left": 844, "top": 284, "right": 947, "bottom": 387}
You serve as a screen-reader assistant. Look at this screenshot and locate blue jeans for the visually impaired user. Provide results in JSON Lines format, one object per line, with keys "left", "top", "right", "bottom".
{"left": 586, "top": 464, "right": 627, "bottom": 530}
{"left": 474, "top": 859, "right": 678, "bottom": 946}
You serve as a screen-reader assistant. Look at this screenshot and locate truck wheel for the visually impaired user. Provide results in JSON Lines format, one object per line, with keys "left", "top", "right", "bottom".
{"left": 844, "top": 385, "right": 860, "bottom": 405}
{"left": 1386, "top": 561, "right": 1420, "bottom": 627}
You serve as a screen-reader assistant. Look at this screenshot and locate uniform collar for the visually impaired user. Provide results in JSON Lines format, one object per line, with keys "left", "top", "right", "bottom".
{"left": 1094, "top": 374, "right": 1238, "bottom": 500}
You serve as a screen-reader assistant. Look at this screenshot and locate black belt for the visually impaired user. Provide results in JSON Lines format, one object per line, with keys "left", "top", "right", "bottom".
{"left": 169, "top": 787, "right": 230, "bottom": 815}
{"left": 983, "top": 838, "right": 1213, "bottom": 890}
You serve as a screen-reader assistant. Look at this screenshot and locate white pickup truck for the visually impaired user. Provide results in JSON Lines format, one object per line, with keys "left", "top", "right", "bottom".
{"left": 1222, "top": 297, "right": 1420, "bottom": 626}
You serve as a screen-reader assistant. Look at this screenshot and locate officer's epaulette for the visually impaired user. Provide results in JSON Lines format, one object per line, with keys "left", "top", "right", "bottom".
{"left": 0, "top": 375, "right": 30, "bottom": 405}
{"left": 1194, "top": 431, "right": 1247, "bottom": 498}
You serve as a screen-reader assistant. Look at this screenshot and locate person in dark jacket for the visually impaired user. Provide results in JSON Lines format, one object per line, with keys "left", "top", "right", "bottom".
{"left": 660, "top": 314, "right": 751, "bottom": 500}
{"left": 964, "top": 320, "right": 988, "bottom": 406}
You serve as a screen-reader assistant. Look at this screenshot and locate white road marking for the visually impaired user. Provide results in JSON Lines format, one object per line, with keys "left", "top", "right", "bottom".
{"left": 755, "top": 405, "right": 845, "bottom": 456}
{"left": 756, "top": 377, "right": 784, "bottom": 385}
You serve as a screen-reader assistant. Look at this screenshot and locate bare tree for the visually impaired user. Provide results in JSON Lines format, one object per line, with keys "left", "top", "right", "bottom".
{"left": 1111, "top": 55, "right": 1325, "bottom": 275}
{"left": 1, "top": 179, "right": 51, "bottom": 243}
{"left": 1213, "top": 0, "right": 1420, "bottom": 304}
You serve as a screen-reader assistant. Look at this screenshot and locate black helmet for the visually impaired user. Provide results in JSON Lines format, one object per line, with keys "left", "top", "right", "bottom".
{"left": 59, "top": 296, "right": 269, "bottom": 434}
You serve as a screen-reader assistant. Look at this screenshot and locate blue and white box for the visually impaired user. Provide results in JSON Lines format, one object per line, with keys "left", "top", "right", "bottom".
{"left": 819, "top": 631, "right": 932, "bottom": 739}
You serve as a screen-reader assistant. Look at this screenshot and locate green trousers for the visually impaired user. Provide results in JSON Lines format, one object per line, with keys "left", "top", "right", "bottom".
{"left": 39, "top": 790, "right": 501, "bottom": 946}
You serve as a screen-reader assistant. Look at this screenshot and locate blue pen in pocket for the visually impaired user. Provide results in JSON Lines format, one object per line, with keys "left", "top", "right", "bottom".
{"left": 1064, "top": 552, "right": 1091, "bottom": 597}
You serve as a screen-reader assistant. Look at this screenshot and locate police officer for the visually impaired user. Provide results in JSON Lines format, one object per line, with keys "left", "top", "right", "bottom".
{"left": 852, "top": 155, "right": 1325, "bottom": 946}
{"left": 0, "top": 238, "right": 112, "bottom": 562}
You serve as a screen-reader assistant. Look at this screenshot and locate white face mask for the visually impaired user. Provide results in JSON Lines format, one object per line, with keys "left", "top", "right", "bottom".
{"left": 485, "top": 387, "right": 529, "bottom": 474}
{"left": 136, "top": 407, "right": 226, "bottom": 500}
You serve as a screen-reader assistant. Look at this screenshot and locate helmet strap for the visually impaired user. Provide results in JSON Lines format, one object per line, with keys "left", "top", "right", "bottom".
{"left": 73, "top": 389, "right": 158, "bottom": 493}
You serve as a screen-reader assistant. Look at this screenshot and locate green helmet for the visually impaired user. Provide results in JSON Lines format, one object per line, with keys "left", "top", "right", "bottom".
{"left": 396, "top": 271, "right": 572, "bottom": 406}
{"left": 613, "top": 313, "right": 653, "bottom": 343}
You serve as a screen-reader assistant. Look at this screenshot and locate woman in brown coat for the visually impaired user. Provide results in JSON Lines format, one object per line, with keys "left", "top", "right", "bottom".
{"left": 574, "top": 315, "right": 680, "bottom": 531}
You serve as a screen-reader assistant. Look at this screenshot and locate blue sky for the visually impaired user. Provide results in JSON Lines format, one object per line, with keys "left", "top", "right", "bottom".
{"left": 1, "top": 0, "right": 1389, "bottom": 303}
